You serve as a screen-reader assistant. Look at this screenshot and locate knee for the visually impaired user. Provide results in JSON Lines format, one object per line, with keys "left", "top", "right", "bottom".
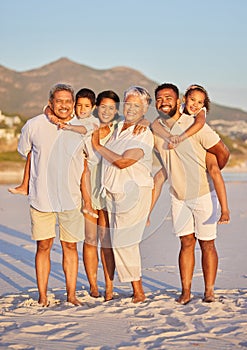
{"left": 199, "top": 239, "right": 216, "bottom": 252}
{"left": 62, "top": 242, "right": 78, "bottom": 252}
{"left": 37, "top": 239, "right": 53, "bottom": 252}
{"left": 180, "top": 235, "right": 196, "bottom": 250}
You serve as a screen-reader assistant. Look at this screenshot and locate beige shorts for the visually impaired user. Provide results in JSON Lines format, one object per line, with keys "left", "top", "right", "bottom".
{"left": 30, "top": 206, "right": 85, "bottom": 242}
{"left": 171, "top": 191, "right": 218, "bottom": 241}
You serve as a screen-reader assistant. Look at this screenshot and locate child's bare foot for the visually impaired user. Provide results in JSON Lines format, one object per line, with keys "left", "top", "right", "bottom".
{"left": 8, "top": 186, "right": 28, "bottom": 195}
{"left": 218, "top": 211, "right": 230, "bottom": 224}
{"left": 82, "top": 208, "right": 99, "bottom": 219}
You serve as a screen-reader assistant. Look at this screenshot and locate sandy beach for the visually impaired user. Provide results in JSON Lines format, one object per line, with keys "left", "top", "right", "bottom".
{"left": 0, "top": 177, "right": 247, "bottom": 349}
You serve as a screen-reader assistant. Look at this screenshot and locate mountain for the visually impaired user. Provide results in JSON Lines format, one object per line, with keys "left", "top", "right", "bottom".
{"left": 0, "top": 57, "right": 247, "bottom": 122}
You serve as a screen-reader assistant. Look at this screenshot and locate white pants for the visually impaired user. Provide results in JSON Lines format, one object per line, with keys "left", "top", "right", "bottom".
{"left": 106, "top": 186, "right": 152, "bottom": 282}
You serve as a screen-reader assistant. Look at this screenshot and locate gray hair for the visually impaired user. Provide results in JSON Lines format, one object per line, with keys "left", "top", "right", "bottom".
{"left": 124, "top": 86, "right": 152, "bottom": 105}
{"left": 49, "top": 83, "right": 75, "bottom": 102}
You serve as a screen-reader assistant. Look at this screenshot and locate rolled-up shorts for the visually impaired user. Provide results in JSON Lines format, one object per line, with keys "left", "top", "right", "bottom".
{"left": 171, "top": 190, "right": 218, "bottom": 241}
{"left": 30, "top": 206, "right": 85, "bottom": 242}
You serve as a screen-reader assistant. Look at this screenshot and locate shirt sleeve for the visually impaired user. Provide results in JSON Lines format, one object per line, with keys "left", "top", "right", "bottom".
{"left": 17, "top": 120, "right": 32, "bottom": 158}
{"left": 198, "top": 123, "right": 220, "bottom": 150}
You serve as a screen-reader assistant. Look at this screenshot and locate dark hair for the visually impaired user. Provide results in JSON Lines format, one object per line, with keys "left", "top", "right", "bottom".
{"left": 94, "top": 90, "right": 120, "bottom": 121}
{"left": 49, "top": 83, "right": 75, "bottom": 102}
{"left": 184, "top": 84, "right": 210, "bottom": 111}
{"left": 155, "top": 83, "right": 179, "bottom": 99}
{"left": 96, "top": 90, "right": 120, "bottom": 109}
{"left": 75, "top": 88, "right": 96, "bottom": 107}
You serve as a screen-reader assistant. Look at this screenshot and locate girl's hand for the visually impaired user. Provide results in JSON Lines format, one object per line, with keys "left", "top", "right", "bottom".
{"left": 168, "top": 135, "right": 181, "bottom": 149}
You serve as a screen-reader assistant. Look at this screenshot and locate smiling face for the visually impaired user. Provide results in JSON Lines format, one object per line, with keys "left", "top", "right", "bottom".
{"left": 49, "top": 90, "right": 74, "bottom": 122}
{"left": 184, "top": 90, "right": 206, "bottom": 115}
{"left": 75, "top": 97, "right": 94, "bottom": 119}
{"left": 97, "top": 98, "right": 118, "bottom": 125}
{"left": 155, "top": 88, "right": 179, "bottom": 118}
{"left": 123, "top": 95, "right": 148, "bottom": 123}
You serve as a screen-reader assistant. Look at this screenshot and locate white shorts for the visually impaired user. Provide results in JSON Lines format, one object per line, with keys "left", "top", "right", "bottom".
{"left": 171, "top": 191, "right": 218, "bottom": 241}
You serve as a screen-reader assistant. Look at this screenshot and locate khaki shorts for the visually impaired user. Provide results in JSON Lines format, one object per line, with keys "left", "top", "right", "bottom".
{"left": 171, "top": 191, "right": 218, "bottom": 241}
{"left": 30, "top": 206, "right": 85, "bottom": 242}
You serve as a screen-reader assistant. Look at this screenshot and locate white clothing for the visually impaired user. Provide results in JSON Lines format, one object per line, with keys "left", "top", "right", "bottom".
{"left": 102, "top": 121, "right": 154, "bottom": 282}
{"left": 102, "top": 121, "right": 154, "bottom": 194}
{"left": 154, "top": 115, "right": 220, "bottom": 200}
{"left": 18, "top": 114, "right": 97, "bottom": 212}
{"left": 75, "top": 114, "right": 100, "bottom": 133}
{"left": 107, "top": 187, "right": 152, "bottom": 282}
{"left": 171, "top": 190, "right": 218, "bottom": 240}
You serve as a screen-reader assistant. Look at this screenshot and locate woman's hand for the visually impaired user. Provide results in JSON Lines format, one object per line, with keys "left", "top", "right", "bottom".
{"left": 91, "top": 128, "right": 101, "bottom": 150}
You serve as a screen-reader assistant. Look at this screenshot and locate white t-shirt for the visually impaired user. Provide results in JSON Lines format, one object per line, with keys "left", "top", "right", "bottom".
{"left": 154, "top": 114, "right": 220, "bottom": 200}
{"left": 18, "top": 114, "right": 97, "bottom": 212}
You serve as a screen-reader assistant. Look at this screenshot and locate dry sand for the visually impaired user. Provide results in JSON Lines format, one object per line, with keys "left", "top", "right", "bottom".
{"left": 0, "top": 179, "right": 247, "bottom": 349}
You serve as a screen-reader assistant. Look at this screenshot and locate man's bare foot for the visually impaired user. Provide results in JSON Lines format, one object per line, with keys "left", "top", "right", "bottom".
{"left": 8, "top": 186, "right": 28, "bottom": 195}
{"left": 176, "top": 293, "right": 191, "bottom": 305}
{"left": 67, "top": 296, "right": 83, "bottom": 306}
{"left": 132, "top": 293, "right": 146, "bottom": 303}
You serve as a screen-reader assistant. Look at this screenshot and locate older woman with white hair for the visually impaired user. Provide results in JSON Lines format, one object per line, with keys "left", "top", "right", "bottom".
{"left": 91, "top": 86, "right": 154, "bottom": 302}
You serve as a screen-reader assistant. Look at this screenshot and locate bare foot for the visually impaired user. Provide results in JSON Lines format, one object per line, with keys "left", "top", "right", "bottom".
{"left": 203, "top": 294, "right": 215, "bottom": 303}
{"left": 67, "top": 296, "right": 83, "bottom": 306}
{"left": 8, "top": 186, "right": 28, "bottom": 195}
{"left": 176, "top": 294, "right": 191, "bottom": 305}
{"left": 82, "top": 208, "right": 99, "bottom": 219}
{"left": 38, "top": 296, "right": 49, "bottom": 307}
{"left": 90, "top": 287, "right": 100, "bottom": 298}
{"left": 104, "top": 289, "right": 113, "bottom": 302}
{"left": 132, "top": 292, "right": 146, "bottom": 303}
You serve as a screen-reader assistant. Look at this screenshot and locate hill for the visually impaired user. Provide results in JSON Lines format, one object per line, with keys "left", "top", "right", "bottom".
{"left": 1, "top": 57, "right": 247, "bottom": 121}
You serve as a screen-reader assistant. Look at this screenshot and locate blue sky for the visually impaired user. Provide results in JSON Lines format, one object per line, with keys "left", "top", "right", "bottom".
{"left": 1, "top": 0, "right": 247, "bottom": 111}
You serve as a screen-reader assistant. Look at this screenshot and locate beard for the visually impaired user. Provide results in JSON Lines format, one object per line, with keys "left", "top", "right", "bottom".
{"left": 157, "top": 104, "right": 177, "bottom": 119}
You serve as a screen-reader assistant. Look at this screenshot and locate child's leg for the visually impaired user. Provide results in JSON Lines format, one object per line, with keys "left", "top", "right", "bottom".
{"left": 206, "top": 152, "right": 230, "bottom": 224}
{"left": 81, "top": 159, "right": 98, "bottom": 218}
{"left": 8, "top": 151, "right": 31, "bottom": 195}
{"left": 98, "top": 209, "right": 115, "bottom": 301}
{"left": 83, "top": 216, "right": 100, "bottom": 297}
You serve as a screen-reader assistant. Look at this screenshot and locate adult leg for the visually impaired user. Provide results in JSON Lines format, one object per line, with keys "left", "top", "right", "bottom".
{"left": 131, "top": 279, "right": 145, "bottom": 303}
{"left": 177, "top": 233, "right": 197, "bottom": 304}
{"left": 35, "top": 238, "right": 54, "bottom": 306}
{"left": 99, "top": 209, "right": 115, "bottom": 301}
{"left": 198, "top": 239, "right": 218, "bottom": 302}
{"left": 61, "top": 240, "right": 82, "bottom": 305}
{"left": 83, "top": 215, "right": 99, "bottom": 297}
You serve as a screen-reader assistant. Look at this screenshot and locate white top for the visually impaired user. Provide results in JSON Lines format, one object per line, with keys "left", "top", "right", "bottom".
{"left": 102, "top": 120, "right": 154, "bottom": 194}
{"left": 154, "top": 113, "right": 220, "bottom": 200}
{"left": 18, "top": 114, "right": 97, "bottom": 212}
{"left": 75, "top": 114, "right": 100, "bottom": 133}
